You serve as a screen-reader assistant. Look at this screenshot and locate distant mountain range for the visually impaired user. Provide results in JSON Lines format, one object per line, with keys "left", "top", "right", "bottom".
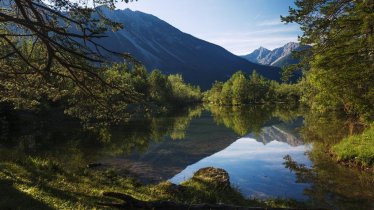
{"left": 92, "top": 8, "right": 281, "bottom": 89}
{"left": 241, "top": 42, "right": 310, "bottom": 68}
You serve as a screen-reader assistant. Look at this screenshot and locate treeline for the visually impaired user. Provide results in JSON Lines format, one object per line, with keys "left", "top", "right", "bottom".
{"left": 0, "top": 58, "right": 202, "bottom": 130}
{"left": 203, "top": 71, "right": 300, "bottom": 105}
{"left": 67, "top": 63, "right": 202, "bottom": 127}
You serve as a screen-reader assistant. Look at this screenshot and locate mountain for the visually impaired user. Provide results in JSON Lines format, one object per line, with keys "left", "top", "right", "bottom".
{"left": 242, "top": 47, "right": 272, "bottom": 65}
{"left": 242, "top": 42, "right": 308, "bottom": 68}
{"left": 93, "top": 8, "right": 281, "bottom": 89}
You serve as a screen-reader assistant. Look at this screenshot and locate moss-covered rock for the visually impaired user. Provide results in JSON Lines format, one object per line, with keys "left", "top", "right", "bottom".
{"left": 192, "top": 167, "right": 230, "bottom": 189}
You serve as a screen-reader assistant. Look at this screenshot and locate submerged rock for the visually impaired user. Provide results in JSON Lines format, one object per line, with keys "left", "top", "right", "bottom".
{"left": 192, "top": 167, "right": 230, "bottom": 189}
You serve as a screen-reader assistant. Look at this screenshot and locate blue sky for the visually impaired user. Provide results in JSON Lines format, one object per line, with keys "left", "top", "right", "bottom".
{"left": 116, "top": 0, "right": 301, "bottom": 55}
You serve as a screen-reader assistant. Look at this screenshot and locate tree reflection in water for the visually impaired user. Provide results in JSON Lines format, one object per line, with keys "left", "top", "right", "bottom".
{"left": 207, "top": 104, "right": 302, "bottom": 136}
{"left": 1, "top": 104, "right": 373, "bottom": 209}
{"left": 283, "top": 111, "right": 374, "bottom": 210}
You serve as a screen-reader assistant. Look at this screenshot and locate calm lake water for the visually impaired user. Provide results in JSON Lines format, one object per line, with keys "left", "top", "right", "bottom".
{"left": 1, "top": 105, "right": 374, "bottom": 209}
{"left": 101, "top": 110, "right": 311, "bottom": 200}
{"left": 170, "top": 137, "right": 312, "bottom": 200}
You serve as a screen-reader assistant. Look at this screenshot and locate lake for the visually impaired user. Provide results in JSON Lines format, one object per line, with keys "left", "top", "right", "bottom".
{"left": 1, "top": 105, "right": 373, "bottom": 209}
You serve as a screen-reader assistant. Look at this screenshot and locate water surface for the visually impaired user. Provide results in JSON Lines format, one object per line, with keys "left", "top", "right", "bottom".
{"left": 1, "top": 105, "right": 374, "bottom": 209}
{"left": 170, "top": 136, "right": 312, "bottom": 200}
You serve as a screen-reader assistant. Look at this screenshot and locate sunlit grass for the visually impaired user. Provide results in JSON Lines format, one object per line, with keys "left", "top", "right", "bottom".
{"left": 333, "top": 123, "right": 374, "bottom": 167}
{"left": 0, "top": 155, "right": 306, "bottom": 209}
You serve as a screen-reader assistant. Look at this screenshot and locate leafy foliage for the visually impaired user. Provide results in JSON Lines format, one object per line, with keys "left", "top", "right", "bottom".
{"left": 168, "top": 74, "right": 202, "bottom": 106}
{"left": 282, "top": 0, "right": 374, "bottom": 123}
{"left": 0, "top": 1, "right": 145, "bottom": 131}
{"left": 1, "top": 57, "right": 201, "bottom": 136}
{"left": 204, "top": 71, "right": 301, "bottom": 105}
{"left": 0, "top": 0, "right": 137, "bottom": 86}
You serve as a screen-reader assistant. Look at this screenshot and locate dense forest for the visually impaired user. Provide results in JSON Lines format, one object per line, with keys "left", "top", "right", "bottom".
{"left": 203, "top": 71, "right": 300, "bottom": 105}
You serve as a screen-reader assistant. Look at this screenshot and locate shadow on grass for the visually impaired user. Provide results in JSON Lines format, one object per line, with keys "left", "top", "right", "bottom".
{"left": 0, "top": 180, "right": 52, "bottom": 210}
{"left": 0, "top": 160, "right": 106, "bottom": 209}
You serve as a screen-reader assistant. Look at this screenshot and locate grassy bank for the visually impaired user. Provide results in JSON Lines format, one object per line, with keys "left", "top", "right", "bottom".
{"left": 0, "top": 155, "right": 305, "bottom": 209}
{"left": 332, "top": 123, "right": 374, "bottom": 168}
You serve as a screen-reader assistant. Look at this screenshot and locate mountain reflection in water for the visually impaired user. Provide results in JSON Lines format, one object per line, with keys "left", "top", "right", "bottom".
{"left": 99, "top": 106, "right": 309, "bottom": 190}
{"left": 2, "top": 105, "right": 373, "bottom": 209}
{"left": 99, "top": 112, "right": 239, "bottom": 183}
{"left": 170, "top": 125, "right": 312, "bottom": 200}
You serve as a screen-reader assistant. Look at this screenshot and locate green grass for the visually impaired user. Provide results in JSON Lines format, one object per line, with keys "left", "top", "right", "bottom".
{"left": 332, "top": 123, "right": 374, "bottom": 167}
{"left": 0, "top": 156, "right": 306, "bottom": 209}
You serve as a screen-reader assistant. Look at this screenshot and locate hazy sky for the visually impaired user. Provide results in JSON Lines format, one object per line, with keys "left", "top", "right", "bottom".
{"left": 116, "top": 0, "right": 301, "bottom": 55}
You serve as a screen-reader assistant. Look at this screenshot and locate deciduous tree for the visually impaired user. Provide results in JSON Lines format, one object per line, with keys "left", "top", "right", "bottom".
{"left": 282, "top": 0, "right": 374, "bottom": 123}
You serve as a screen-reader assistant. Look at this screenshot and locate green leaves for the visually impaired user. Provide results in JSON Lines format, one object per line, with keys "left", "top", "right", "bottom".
{"left": 283, "top": 0, "right": 374, "bottom": 124}
{"left": 204, "top": 70, "right": 300, "bottom": 106}
{"left": 1, "top": 54, "right": 202, "bottom": 141}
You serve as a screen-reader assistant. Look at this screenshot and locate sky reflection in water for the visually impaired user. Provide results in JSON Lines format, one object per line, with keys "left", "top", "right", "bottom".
{"left": 170, "top": 135, "right": 312, "bottom": 200}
